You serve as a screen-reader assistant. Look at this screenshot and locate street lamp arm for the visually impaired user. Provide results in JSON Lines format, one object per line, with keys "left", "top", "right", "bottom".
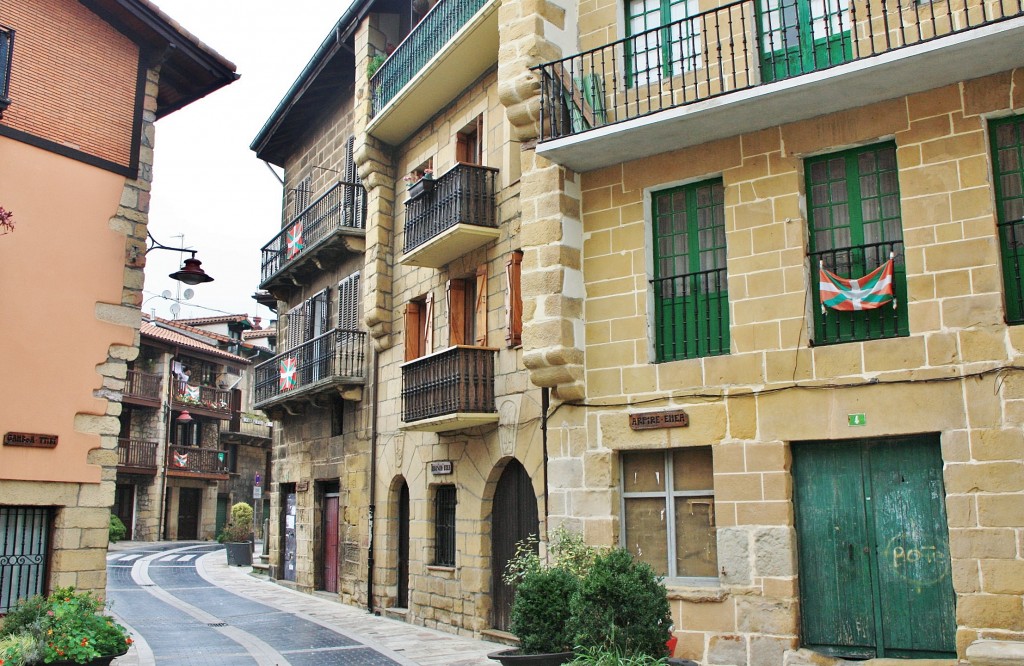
{"left": 145, "top": 231, "right": 214, "bottom": 285}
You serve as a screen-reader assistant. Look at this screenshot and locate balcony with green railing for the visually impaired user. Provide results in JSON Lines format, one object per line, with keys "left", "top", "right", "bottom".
{"left": 367, "top": 0, "right": 500, "bottom": 144}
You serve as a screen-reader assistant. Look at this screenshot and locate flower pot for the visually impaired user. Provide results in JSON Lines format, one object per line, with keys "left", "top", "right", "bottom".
{"left": 487, "top": 649, "right": 574, "bottom": 666}
{"left": 46, "top": 649, "right": 127, "bottom": 666}
{"left": 225, "top": 540, "right": 252, "bottom": 566}
{"left": 406, "top": 177, "right": 435, "bottom": 201}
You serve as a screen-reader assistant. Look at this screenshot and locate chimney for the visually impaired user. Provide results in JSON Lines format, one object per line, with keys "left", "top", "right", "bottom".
{"left": 253, "top": 316, "right": 262, "bottom": 330}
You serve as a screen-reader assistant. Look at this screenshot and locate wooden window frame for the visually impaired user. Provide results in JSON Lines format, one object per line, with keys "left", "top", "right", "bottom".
{"left": 446, "top": 265, "right": 488, "bottom": 347}
{"left": 991, "top": 115, "right": 1024, "bottom": 324}
{"left": 404, "top": 293, "right": 434, "bottom": 362}
{"left": 506, "top": 251, "right": 523, "bottom": 347}
{"left": 456, "top": 115, "right": 484, "bottom": 166}
{"left": 651, "top": 178, "right": 729, "bottom": 362}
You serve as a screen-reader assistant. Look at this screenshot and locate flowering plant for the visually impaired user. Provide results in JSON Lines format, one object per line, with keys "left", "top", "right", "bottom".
{"left": 0, "top": 587, "right": 132, "bottom": 665}
{"left": 0, "top": 206, "right": 14, "bottom": 235}
{"left": 402, "top": 168, "right": 434, "bottom": 189}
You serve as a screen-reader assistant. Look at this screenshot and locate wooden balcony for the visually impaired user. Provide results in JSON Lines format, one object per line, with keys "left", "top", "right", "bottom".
{"left": 226, "top": 413, "right": 273, "bottom": 441}
{"left": 254, "top": 329, "right": 368, "bottom": 410}
{"left": 171, "top": 380, "right": 232, "bottom": 420}
{"left": 259, "top": 181, "right": 366, "bottom": 299}
{"left": 117, "top": 438, "right": 158, "bottom": 475}
{"left": 401, "top": 345, "right": 498, "bottom": 433}
{"left": 400, "top": 164, "right": 500, "bottom": 268}
{"left": 367, "top": 0, "right": 499, "bottom": 144}
{"left": 123, "top": 370, "right": 162, "bottom": 408}
{"left": 166, "top": 445, "right": 229, "bottom": 480}
{"left": 534, "top": 0, "right": 1024, "bottom": 170}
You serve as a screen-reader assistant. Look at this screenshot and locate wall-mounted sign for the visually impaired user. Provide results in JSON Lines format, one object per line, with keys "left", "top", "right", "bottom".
{"left": 430, "top": 460, "right": 453, "bottom": 475}
{"left": 297, "top": 480, "right": 310, "bottom": 492}
{"left": 629, "top": 409, "right": 689, "bottom": 431}
{"left": 848, "top": 413, "right": 867, "bottom": 427}
{"left": 3, "top": 432, "right": 58, "bottom": 448}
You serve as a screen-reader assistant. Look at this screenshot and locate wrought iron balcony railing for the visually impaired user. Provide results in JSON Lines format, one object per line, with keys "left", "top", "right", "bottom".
{"left": 369, "top": 0, "right": 491, "bottom": 117}
{"left": 254, "top": 329, "right": 367, "bottom": 407}
{"left": 166, "top": 445, "right": 228, "bottom": 476}
{"left": 651, "top": 266, "right": 729, "bottom": 362}
{"left": 534, "top": 0, "right": 1024, "bottom": 141}
{"left": 404, "top": 164, "right": 499, "bottom": 254}
{"left": 260, "top": 181, "right": 366, "bottom": 287}
{"left": 402, "top": 345, "right": 496, "bottom": 424}
{"left": 124, "top": 370, "right": 162, "bottom": 403}
{"left": 172, "top": 380, "right": 231, "bottom": 418}
{"left": 811, "top": 239, "right": 908, "bottom": 345}
{"left": 117, "top": 438, "right": 159, "bottom": 471}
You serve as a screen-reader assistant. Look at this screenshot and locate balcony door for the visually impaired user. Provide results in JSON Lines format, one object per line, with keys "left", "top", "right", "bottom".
{"left": 757, "top": 0, "right": 851, "bottom": 82}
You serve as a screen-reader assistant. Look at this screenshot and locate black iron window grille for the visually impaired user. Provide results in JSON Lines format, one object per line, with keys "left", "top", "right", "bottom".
{"left": 1, "top": 507, "right": 51, "bottom": 613}
{"left": 0, "top": 25, "right": 13, "bottom": 119}
{"left": 434, "top": 485, "right": 457, "bottom": 567}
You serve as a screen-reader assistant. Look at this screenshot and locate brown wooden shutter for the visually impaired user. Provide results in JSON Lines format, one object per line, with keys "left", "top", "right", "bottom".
{"left": 447, "top": 279, "right": 467, "bottom": 346}
{"left": 423, "top": 291, "right": 434, "bottom": 354}
{"left": 404, "top": 301, "right": 422, "bottom": 362}
{"left": 475, "top": 264, "right": 488, "bottom": 346}
{"left": 506, "top": 251, "right": 523, "bottom": 347}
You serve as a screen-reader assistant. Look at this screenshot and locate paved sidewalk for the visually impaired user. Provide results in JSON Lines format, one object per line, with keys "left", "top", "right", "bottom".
{"left": 108, "top": 542, "right": 505, "bottom": 666}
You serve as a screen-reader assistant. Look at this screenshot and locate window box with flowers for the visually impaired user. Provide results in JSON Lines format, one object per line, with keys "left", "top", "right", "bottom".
{"left": 404, "top": 168, "right": 434, "bottom": 201}
{"left": 0, "top": 587, "right": 133, "bottom": 666}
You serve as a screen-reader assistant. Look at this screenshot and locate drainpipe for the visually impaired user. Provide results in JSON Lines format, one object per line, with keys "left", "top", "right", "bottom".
{"left": 541, "top": 387, "right": 550, "bottom": 529}
{"left": 367, "top": 346, "right": 380, "bottom": 613}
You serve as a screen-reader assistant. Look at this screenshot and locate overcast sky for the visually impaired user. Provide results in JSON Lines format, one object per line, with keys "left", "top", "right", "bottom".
{"left": 143, "top": 1, "right": 349, "bottom": 325}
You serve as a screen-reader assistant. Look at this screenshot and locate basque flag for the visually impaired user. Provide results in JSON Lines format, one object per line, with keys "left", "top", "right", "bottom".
{"left": 819, "top": 255, "right": 895, "bottom": 313}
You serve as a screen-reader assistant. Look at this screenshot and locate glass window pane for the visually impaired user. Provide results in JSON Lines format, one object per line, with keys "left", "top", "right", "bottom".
{"left": 625, "top": 497, "right": 670, "bottom": 576}
{"left": 674, "top": 496, "right": 717, "bottom": 577}
{"left": 623, "top": 451, "right": 666, "bottom": 492}
{"left": 672, "top": 446, "right": 713, "bottom": 490}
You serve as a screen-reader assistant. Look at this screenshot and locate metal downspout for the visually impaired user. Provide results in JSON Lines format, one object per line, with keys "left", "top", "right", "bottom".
{"left": 367, "top": 346, "right": 379, "bottom": 613}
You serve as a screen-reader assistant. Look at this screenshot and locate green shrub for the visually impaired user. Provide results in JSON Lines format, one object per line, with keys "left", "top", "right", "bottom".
{"left": 510, "top": 566, "right": 579, "bottom": 654}
{"left": 219, "top": 502, "right": 253, "bottom": 543}
{"left": 109, "top": 514, "right": 127, "bottom": 543}
{"left": 367, "top": 53, "right": 386, "bottom": 78}
{"left": 569, "top": 549, "right": 672, "bottom": 658}
{"left": 569, "top": 645, "right": 669, "bottom": 666}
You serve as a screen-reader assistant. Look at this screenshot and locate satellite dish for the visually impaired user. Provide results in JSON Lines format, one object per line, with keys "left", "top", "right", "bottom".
{"left": 183, "top": 288, "right": 195, "bottom": 300}
{"left": 161, "top": 290, "right": 173, "bottom": 299}
{"left": 170, "top": 303, "right": 181, "bottom": 316}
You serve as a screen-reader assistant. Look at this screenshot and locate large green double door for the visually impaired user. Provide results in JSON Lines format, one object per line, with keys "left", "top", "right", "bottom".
{"left": 792, "top": 436, "right": 957, "bottom": 659}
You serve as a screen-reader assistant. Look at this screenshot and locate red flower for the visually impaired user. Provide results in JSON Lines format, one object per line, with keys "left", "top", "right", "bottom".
{"left": 81, "top": 638, "right": 89, "bottom": 647}
{"left": 126, "top": 637, "right": 134, "bottom": 645}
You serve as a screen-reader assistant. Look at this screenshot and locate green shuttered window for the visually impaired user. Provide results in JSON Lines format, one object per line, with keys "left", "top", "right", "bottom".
{"left": 651, "top": 179, "right": 729, "bottom": 362}
{"left": 807, "top": 143, "right": 908, "bottom": 344}
{"left": 991, "top": 115, "right": 1024, "bottom": 324}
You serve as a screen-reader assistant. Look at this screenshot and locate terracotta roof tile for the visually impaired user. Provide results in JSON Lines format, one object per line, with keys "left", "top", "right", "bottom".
{"left": 140, "top": 322, "right": 251, "bottom": 363}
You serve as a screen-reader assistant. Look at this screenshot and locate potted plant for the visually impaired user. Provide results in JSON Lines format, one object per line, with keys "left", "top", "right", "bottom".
{"left": 404, "top": 168, "right": 435, "bottom": 200}
{"left": 0, "top": 587, "right": 133, "bottom": 665}
{"left": 219, "top": 501, "right": 253, "bottom": 567}
{"left": 488, "top": 529, "right": 599, "bottom": 666}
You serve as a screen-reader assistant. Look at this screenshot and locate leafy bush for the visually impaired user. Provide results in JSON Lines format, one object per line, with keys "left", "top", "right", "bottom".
{"left": 218, "top": 502, "right": 253, "bottom": 543}
{"left": 569, "top": 549, "right": 672, "bottom": 658}
{"left": 367, "top": 53, "right": 386, "bottom": 78}
{"left": 0, "top": 587, "right": 132, "bottom": 665}
{"left": 109, "top": 514, "right": 127, "bottom": 543}
{"left": 510, "top": 566, "right": 579, "bottom": 654}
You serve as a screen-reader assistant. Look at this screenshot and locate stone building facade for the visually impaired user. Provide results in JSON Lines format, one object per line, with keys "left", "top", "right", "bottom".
{"left": 0, "top": 0, "right": 234, "bottom": 611}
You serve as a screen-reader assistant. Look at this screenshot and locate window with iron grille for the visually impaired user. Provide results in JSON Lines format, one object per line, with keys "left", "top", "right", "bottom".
{"left": 651, "top": 179, "right": 729, "bottom": 362}
{"left": 621, "top": 448, "right": 717, "bottom": 581}
{"left": 991, "top": 115, "right": 1024, "bottom": 324}
{"left": 1, "top": 507, "right": 51, "bottom": 613}
{"left": 434, "top": 485, "right": 457, "bottom": 567}
{"left": 807, "top": 143, "right": 908, "bottom": 344}
{"left": 626, "top": 0, "right": 701, "bottom": 85}
{"left": 0, "top": 25, "right": 13, "bottom": 118}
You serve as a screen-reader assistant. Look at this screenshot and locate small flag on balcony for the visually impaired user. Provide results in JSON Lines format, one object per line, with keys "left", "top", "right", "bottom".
{"left": 279, "top": 357, "right": 298, "bottom": 391}
{"left": 286, "top": 221, "right": 304, "bottom": 258}
{"left": 173, "top": 451, "right": 189, "bottom": 467}
{"left": 819, "top": 254, "right": 896, "bottom": 313}
{"left": 183, "top": 384, "right": 200, "bottom": 401}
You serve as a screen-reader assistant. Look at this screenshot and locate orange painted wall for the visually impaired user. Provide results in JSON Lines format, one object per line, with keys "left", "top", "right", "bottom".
{"left": 0, "top": 136, "right": 134, "bottom": 483}
{"left": 1, "top": 0, "right": 139, "bottom": 168}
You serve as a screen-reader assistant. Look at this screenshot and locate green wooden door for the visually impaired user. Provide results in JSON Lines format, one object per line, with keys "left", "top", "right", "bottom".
{"left": 793, "top": 436, "right": 956, "bottom": 659}
{"left": 757, "top": 0, "right": 852, "bottom": 82}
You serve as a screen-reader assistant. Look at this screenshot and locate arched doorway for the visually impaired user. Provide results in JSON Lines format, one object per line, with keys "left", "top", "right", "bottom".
{"left": 397, "top": 480, "right": 410, "bottom": 608}
{"left": 491, "top": 459, "right": 538, "bottom": 631}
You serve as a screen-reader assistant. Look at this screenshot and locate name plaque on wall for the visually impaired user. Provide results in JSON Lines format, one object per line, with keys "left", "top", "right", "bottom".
{"left": 628, "top": 409, "right": 689, "bottom": 431}
{"left": 430, "top": 460, "right": 453, "bottom": 475}
{"left": 3, "top": 432, "right": 59, "bottom": 448}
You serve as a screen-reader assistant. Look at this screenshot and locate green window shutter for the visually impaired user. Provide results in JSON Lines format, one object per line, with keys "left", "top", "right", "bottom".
{"left": 807, "top": 143, "right": 908, "bottom": 344}
{"left": 990, "top": 115, "right": 1024, "bottom": 324}
{"left": 651, "top": 179, "right": 728, "bottom": 362}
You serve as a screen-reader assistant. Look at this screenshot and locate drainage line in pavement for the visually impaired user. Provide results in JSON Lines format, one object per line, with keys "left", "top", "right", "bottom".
{"left": 367, "top": 345, "right": 379, "bottom": 614}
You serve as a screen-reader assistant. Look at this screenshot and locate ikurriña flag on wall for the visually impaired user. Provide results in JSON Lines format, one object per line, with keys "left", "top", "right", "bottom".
{"left": 819, "top": 254, "right": 896, "bottom": 313}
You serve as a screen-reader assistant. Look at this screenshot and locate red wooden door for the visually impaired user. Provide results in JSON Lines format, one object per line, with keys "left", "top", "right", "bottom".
{"left": 322, "top": 494, "right": 339, "bottom": 593}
